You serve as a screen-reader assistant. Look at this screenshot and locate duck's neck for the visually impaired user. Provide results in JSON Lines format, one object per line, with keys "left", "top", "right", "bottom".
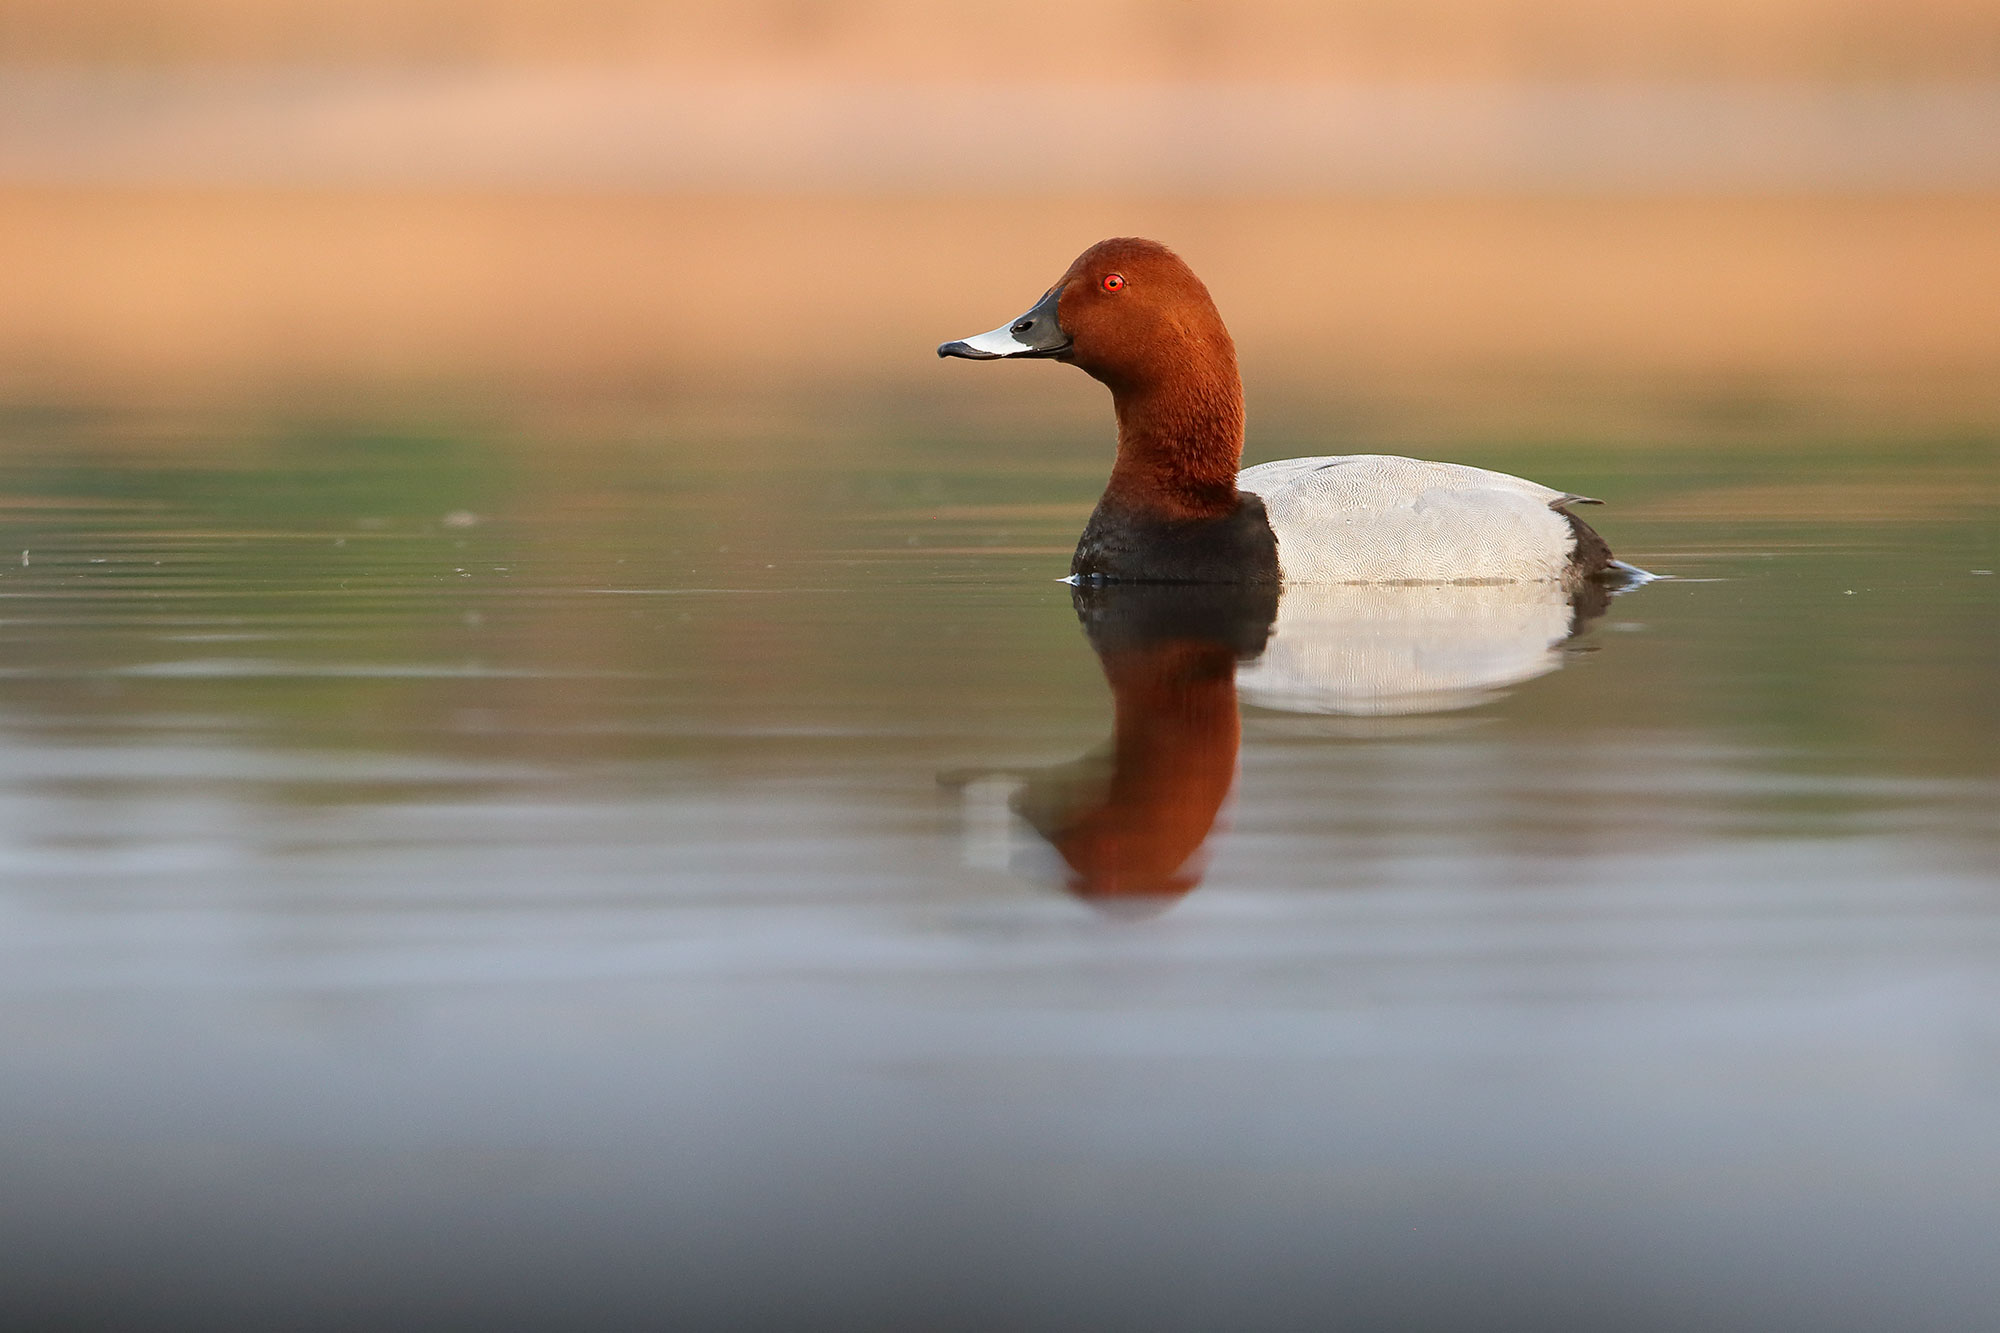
{"left": 1101, "top": 352, "right": 1245, "bottom": 521}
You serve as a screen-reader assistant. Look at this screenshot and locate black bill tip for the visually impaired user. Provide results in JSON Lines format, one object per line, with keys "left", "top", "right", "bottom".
{"left": 937, "top": 341, "right": 1000, "bottom": 360}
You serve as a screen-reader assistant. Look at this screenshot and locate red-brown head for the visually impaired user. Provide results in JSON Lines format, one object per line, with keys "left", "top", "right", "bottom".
{"left": 937, "top": 237, "right": 1237, "bottom": 393}
{"left": 938, "top": 239, "right": 1246, "bottom": 515}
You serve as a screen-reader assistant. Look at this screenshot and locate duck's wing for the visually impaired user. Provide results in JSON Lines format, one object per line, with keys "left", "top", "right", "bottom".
{"left": 1236, "top": 454, "right": 1583, "bottom": 583}
{"left": 1239, "top": 454, "right": 1577, "bottom": 505}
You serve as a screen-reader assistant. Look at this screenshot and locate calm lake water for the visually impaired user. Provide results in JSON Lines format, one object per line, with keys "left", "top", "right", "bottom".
{"left": 1, "top": 403, "right": 1997, "bottom": 1330}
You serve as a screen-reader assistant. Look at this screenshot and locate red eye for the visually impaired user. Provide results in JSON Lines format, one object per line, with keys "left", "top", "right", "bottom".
{"left": 1101, "top": 273, "right": 1126, "bottom": 292}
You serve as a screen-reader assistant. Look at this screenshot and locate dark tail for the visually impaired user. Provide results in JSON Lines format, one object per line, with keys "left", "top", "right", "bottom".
{"left": 1561, "top": 508, "right": 1616, "bottom": 583}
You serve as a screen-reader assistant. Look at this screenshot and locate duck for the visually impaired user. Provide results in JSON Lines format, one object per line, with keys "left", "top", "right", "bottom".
{"left": 938, "top": 237, "right": 1619, "bottom": 588}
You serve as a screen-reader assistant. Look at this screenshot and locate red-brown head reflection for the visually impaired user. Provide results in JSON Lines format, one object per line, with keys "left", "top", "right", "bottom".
{"left": 1009, "top": 583, "right": 1278, "bottom": 912}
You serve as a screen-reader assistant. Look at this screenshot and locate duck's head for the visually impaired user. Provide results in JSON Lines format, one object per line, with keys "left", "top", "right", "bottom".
{"left": 937, "top": 237, "right": 1234, "bottom": 390}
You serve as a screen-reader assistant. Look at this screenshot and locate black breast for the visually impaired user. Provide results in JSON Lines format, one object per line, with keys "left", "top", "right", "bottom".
{"left": 1071, "top": 493, "right": 1282, "bottom": 585}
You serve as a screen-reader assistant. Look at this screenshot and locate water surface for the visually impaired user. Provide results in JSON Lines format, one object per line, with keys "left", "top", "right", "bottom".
{"left": 0, "top": 407, "right": 1996, "bottom": 1330}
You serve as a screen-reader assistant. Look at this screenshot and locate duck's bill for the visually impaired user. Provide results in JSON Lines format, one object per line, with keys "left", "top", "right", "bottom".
{"left": 937, "top": 286, "right": 1070, "bottom": 360}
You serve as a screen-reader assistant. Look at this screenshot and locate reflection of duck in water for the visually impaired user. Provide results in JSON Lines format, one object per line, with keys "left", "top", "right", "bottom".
{"left": 950, "top": 576, "right": 1636, "bottom": 912}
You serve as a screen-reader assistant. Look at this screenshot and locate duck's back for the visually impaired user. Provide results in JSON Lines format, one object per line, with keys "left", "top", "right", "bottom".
{"left": 1237, "top": 454, "right": 1590, "bottom": 584}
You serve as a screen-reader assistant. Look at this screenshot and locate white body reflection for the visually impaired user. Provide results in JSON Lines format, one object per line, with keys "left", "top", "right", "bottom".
{"left": 1237, "top": 581, "right": 1591, "bottom": 717}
